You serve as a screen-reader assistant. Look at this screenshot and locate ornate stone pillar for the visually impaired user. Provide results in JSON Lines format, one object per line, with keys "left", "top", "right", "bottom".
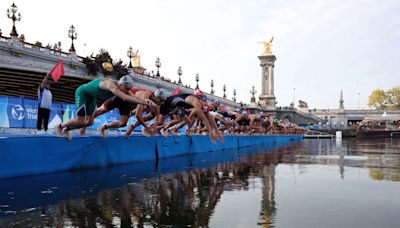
{"left": 258, "top": 55, "right": 277, "bottom": 109}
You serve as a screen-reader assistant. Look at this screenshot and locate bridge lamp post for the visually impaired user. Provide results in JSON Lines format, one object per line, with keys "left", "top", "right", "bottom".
{"left": 233, "top": 89, "right": 236, "bottom": 102}
{"left": 127, "top": 46, "right": 133, "bottom": 69}
{"left": 292, "top": 87, "right": 296, "bottom": 107}
{"left": 177, "top": 66, "right": 182, "bottom": 84}
{"left": 210, "top": 80, "right": 215, "bottom": 95}
{"left": 155, "top": 57, "right": 161, "bottom": 77}
{"left": 7, "top": 3, "right": 21, "bottom": 37}
{"left": 223, "top": 84, "right": 227, "bottom": 99}
{"left": 68, "top": 25, "right": 78, "bottom": 53}
{"left": 250, "top": 86, "right": 257, "bottom": 103}
{"left": 195, "top": 73, "right": 200, "bottom": 89}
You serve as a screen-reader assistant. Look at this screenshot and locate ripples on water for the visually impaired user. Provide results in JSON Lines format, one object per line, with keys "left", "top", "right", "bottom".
{"left": 0, "top": 138, "right": 399, "bottom": 228}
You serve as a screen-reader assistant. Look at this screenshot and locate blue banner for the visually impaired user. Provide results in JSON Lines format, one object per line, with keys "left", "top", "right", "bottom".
{"left": 0, "top": 96, "right": 147, "bottom": 132}
{"left": 0, "top": 96, "right": 9, "bottom": 128}
{"left": 7, "top": 97, "right": 27, "bottom": 128}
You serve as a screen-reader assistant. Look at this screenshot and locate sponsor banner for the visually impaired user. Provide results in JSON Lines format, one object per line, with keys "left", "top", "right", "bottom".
{"left": 0, "top": 97, "right": 9, "bottom": 128}
{"left": 0, "top": 96, "right": 153, "bottom": 132}
{"left": 0, "top": 96, "right": 65, "bottom": 128}
{"left": 7, "top": 97, "right": 26, "bottom": 128}
{"left": 22, "top": 98, "right": 39, "bottom": 128}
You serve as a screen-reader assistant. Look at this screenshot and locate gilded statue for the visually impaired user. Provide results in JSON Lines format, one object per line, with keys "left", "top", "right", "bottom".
{"left": 132, "top": 49, "right": 141, "bottom": 67}
{"left": 258, "top": 36, "right": 274, "bottom": 55}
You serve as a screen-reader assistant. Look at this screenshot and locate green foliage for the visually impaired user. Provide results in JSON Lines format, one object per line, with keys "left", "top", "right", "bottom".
{"left": 386, "top": 87, "right": 400, "bottom": 109}
{"left": 368, "top": 89, "right": 386, "bottom": 109}
{"left": 368, "top": 86, "right": 400, "bottom": 109}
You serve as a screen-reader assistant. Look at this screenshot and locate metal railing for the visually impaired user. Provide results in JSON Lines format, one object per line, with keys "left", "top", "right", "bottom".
{"left": 304, "top": 129, "right": 335, "bottom": 139}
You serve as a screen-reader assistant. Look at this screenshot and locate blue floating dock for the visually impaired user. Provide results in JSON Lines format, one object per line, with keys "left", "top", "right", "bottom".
{"left": 0, "top": 134, "right": 303, "bottom": 179}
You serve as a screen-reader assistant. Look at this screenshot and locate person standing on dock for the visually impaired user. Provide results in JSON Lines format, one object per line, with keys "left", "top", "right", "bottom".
{"left": 36, "top": 73, "right": 52, "bottom": 132}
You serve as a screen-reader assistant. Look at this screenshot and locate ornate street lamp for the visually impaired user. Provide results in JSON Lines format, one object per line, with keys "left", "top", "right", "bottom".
{"left": 250, "top": 86, "right": 257, "bottom": 102}
{"left": 210, "top": 80, "right": 215, "bottom": 95}
{"left": 68, "top": 25, "right": 78, "bottom": 53}
{"left": 223, "top": 84, "right": 226, "bottom": 99}
{"left": 127, "top": 46, "right": 133, "bottom": 68}
{"left": 7, "top": 3, "right": 21, "bottom": 37}
{"left": 233, "top": 89, "right": 237, "bottom": 102}
{"left": 155, "top": 57, "right": 161, "bottom": 77}
{"left": 177, "top": 66, "right": 182, "bottom": 84}
{"left": 195, "top": 73, "right": 200, "bottom": 89}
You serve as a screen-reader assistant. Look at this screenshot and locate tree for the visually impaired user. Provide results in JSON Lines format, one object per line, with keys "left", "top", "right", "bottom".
{"left": 368, "top": 89, "right": 387, "bottom": 109}
{"left": 386, "top": 86, "right": 400, "bottom": 109}
{"left": 368, "top": 86, "right": 400, "bottom": 110}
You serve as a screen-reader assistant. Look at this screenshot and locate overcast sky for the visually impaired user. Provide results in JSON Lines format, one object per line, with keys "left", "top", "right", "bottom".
{"left": 1, "top": 0, "right": 399, "bottom": 109}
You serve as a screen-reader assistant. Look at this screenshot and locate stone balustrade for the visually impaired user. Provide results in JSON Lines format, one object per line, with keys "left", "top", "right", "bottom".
{"left": 0, "top": 35, "right": 241, "bottom": 108}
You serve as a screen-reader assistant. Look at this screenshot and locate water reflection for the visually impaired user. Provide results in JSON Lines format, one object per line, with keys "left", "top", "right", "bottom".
{"left": 1, "top": 138, "right": 400, "bottom": 228}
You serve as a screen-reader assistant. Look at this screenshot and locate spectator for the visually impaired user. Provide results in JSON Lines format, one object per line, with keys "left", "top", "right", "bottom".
{"left": 37, "top": 73, "right": 52, "bottom": 132}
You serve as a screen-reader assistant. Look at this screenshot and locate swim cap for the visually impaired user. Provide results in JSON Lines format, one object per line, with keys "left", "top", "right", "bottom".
{"left": 118, "top": 75, "right": 134, "bottom": 89}
{"left": 154, "top": 89, "right": 168, "bottom": 100}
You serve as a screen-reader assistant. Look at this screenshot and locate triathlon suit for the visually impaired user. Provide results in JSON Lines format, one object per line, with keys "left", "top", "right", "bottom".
{"left": 262, "top": 120, "right": 271, "bottom": 129}
{"left": 250, "top": 114, "right": 262, "bottom": 122}
{"left": 131, "top": 88, "right": 154, "bottom": 96}
{"left": 238, "top": 116, "right": 250, "bottom": 126}
{"left": 160, "top": 94, "right": 193, "bottom": 116}
{"left": 171, "top": 107, "right": 188, "bottom": 119}
{"left": 209, "top": 111, "right": 223, "bottom": 119}
{"left": 102, "top": 88, "right": 154, "bottom": 116}
{"left": 75, "top": 78, "right": 113, "bottom": 116}
{"left": 221, "top": 106, "right": 237, "bottom": 120}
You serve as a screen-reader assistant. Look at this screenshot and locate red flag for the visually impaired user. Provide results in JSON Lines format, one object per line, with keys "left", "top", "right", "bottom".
{"left": 50, "top": 61, "right": 64, "bottom": 82}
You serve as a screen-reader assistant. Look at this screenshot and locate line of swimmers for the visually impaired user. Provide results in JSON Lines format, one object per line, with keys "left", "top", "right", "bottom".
{"left": 56, "top": 75, "right": 301, "bottom": 143}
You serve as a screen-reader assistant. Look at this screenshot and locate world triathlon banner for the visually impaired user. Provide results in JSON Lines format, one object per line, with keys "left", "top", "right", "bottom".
{"left": 0, "top": 96, "right": 141, "bottom": 131}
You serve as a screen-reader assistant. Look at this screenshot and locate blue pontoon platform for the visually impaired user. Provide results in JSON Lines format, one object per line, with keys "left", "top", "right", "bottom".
{"left": 0, "top": 134, "right": 303, "bottom": 179}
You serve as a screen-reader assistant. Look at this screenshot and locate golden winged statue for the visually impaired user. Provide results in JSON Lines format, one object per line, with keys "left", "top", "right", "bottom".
{"left": 132, "top": 49, "right": 141, "bottom": 67}
{"left": 258, "top": 36, "right": 274, "bottom": 55}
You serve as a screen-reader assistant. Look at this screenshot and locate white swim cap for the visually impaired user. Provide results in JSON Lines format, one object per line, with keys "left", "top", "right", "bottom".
{"left": 154, "top": 89, "right": 167, "bottom": 100}
{"left": 118, "top": 75, "right": 134, "bottom": 89}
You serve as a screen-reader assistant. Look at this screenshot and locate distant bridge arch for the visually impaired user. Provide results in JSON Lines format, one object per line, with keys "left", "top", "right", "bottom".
{"left": 275, "top": 108, "right": 320, "bottom": 126}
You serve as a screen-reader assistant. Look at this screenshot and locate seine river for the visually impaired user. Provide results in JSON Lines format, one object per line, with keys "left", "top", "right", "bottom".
{"left": 0, "top": 138, "right": 399, "bottom": 228}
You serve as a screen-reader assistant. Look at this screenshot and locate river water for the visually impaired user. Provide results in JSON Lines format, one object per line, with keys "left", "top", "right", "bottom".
{"left": 0, "top": 138, "right": 399, "bottom": 228}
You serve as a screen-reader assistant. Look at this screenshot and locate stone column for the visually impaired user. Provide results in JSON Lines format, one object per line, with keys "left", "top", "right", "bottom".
{"left": 258, "top": 55, "right": 277, "bottom": 109}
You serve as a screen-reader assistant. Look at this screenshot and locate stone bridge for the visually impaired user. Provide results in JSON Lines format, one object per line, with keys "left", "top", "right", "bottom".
{"left": 275, "top": 108, "right": 321, "bottom": 125}
{"left": 0, "top": 36, "right": 240, "bottom": 108}
{"left": 0, "top": 35, "right": 325, "bottom": 125}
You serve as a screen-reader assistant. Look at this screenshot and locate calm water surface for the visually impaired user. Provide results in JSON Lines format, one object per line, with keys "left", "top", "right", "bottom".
{"left": 0, "top": 138, "right": 400, "bottom": 228}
